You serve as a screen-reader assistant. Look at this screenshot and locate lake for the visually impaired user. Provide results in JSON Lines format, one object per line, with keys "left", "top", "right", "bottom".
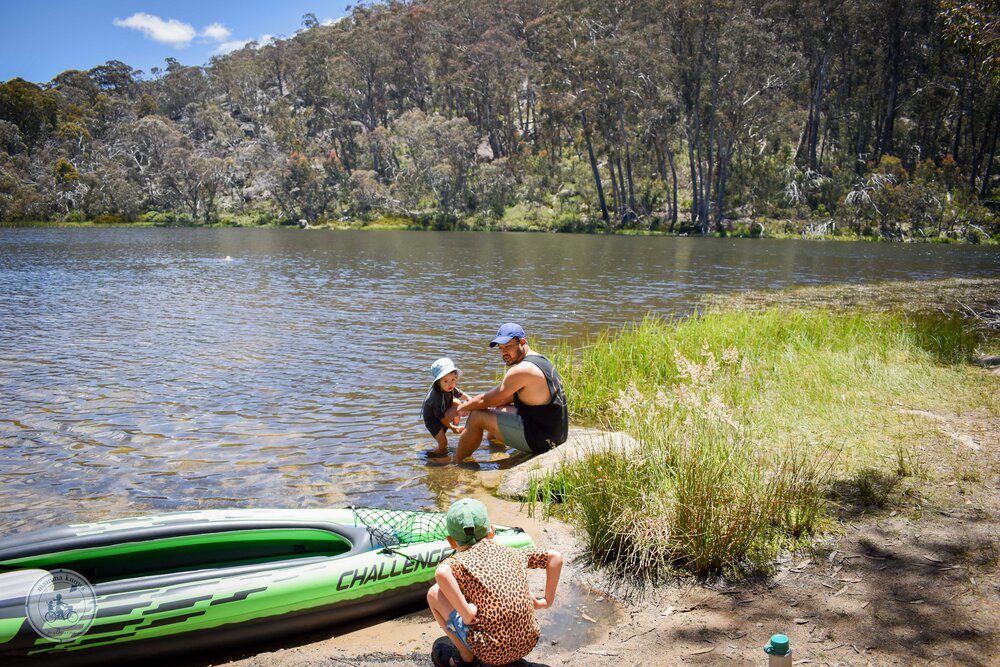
{"left": 1, "top": 228, "right": 997, "bottom": 532}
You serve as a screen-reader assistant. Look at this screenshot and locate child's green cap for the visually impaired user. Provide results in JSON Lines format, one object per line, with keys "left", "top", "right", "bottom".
{"left": 446, "top": 498, "right": 490, "bottom": 546}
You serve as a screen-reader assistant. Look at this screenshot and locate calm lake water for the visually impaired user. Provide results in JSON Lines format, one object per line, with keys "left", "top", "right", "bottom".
{"left": 1, "top": 228, "right": 998, "bottom": 533}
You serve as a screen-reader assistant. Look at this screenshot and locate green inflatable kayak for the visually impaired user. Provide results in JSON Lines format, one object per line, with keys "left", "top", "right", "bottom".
{"left": 0, "top": 507, "right": 535, "bottom": 664}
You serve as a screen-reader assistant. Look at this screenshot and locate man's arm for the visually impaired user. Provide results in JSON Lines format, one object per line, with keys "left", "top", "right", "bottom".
{"left": 457, "top": 365, "right": 532, "bottom": 413}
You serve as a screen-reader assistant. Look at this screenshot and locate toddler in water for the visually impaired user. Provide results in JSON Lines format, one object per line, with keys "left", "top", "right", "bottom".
{"left": 423, "top": 358, "right": 472, "bottom": 456}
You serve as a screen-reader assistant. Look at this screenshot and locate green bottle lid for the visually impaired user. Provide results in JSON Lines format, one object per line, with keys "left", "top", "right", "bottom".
{"left": 764, "top": 633, "right": 790, "bottom": 656}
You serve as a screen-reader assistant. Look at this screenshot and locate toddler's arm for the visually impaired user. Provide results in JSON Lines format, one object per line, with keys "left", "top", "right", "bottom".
{"left": 440, "top": 416, "right": 464, "bottom": 433}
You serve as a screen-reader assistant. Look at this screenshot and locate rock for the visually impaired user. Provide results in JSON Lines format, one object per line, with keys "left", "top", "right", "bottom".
{"left": 497, "top": 427, "right": 641, "bottom": 499}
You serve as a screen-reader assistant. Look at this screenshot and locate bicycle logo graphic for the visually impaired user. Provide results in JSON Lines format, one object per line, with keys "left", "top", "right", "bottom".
{"left": 25, "top": 569, "right": 96, "bottom": 642}
{"left": 44, "top": 593, "right": 80, "bottom": 623}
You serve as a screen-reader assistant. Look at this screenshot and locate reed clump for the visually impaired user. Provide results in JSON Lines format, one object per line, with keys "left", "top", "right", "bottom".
{"left": 538, "top": 308, "right": 994, "bottom": 582}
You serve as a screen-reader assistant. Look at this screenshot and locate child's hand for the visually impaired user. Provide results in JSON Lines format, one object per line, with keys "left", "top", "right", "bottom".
{"left": 451, "top": 425, "right": 465, "bottom": 434}
{"left": 532, "top": 596, "right": 550, "bottom": 609}
{"left": 462, "top": 603, "right": 478, "bottom": 625}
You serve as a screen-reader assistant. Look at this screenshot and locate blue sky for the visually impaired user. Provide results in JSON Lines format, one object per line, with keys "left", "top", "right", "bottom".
{"left": 1, "top": 1, "right": 357, "bottom": 84}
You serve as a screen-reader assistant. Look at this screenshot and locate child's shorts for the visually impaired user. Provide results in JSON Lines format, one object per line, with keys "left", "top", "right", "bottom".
{"left": 445, "top": 610, "right": 473, "bottom": 653}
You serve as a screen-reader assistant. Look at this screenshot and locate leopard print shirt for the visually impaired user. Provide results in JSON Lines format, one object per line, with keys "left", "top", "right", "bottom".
{"left": 446, "top": 538, "right": 551, "bottom": 665}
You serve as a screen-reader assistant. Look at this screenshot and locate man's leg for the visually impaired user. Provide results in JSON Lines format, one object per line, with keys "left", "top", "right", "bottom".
{"left": 426, "top": 584, "right": 477, "bottom": 664}
{"left": 453, "top": 410, "right": 501, "bottom": 462}
{"left": 487, "top": 405, "right": 516, "bottom": 447}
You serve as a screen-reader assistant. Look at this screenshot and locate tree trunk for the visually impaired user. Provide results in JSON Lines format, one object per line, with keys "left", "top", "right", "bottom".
{"left": 667, "top": 146, "right": 679, "bottom": 231}
{"left": 653, "top": 133, "right": 676, "bottom": 227}
{"left": 808, "top": 53, "right": 829, "bottom": 170}
{"left": 615, "top": 153, "right": 626, "bottom": 217}
{"left": 607, "top": 153, "right": 620, "bottom": 220}
{"left": 687, "top": 133, "right": 700, "bottom": 228}
{"left": 979, "top": 107, "right": 998, "bottom": 197}
{"left": 715, "top": 138, "right": 731, "bottom": 233}
{"left": 952, "top": 58, "right": 968, "bottom": 161}
{"left": 580, "top": 110, "right": 609, "bottom": 223}
{"left": 619, "top": 108, "right": 636, "bottom": 216}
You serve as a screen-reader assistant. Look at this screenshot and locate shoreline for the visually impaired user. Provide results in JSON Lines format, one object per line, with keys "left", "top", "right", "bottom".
{"left": 2, "top": 219, "right": 996, "bottom": 245}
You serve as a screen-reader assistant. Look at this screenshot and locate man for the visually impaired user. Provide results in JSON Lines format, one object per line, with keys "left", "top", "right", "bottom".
{"left": 433, "top": 323, "right": 568, "bottom": 464}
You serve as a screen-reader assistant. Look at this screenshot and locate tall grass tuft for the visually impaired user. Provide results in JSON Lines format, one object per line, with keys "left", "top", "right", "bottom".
{"left": 536, "top": 307, "right": 993, "bottom": 583}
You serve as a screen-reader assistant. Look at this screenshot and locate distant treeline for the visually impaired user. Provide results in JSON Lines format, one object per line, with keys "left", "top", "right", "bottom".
{"left": 1, "top": 0, "right": 998, "bottom": 239}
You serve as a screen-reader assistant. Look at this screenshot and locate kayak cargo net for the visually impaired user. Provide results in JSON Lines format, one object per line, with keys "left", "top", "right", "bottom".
{"left": 352, "top": 507, "right": 449, "bottom": 548}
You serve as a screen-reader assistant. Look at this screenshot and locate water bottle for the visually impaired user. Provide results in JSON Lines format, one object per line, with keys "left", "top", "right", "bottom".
{"left": 764, "top": 633, "right": 792, "bottom": 667}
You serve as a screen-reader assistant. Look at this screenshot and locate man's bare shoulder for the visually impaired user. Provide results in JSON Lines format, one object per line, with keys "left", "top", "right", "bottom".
{"left": 504, "top": 359, "right": 546, "bottom": 383}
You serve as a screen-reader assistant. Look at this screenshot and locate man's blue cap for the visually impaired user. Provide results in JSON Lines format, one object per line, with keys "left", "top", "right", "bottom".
{"left": 489, "top": 323, "right": 526, "bottom": 347}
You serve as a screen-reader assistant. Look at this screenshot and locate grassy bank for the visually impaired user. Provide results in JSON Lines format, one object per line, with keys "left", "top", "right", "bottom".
{"left": 536, "top": 301, "right": 998, "bottom": 582}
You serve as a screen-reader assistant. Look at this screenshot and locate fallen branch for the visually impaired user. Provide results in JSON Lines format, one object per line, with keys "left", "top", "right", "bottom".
{"left": 958, "top": 301, "right": 1000, "bottom": 331}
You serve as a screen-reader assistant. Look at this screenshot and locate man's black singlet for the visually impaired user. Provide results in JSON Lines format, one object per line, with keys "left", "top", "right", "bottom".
{"left": 513, "top": 354, "right": 569, "bottom": 453}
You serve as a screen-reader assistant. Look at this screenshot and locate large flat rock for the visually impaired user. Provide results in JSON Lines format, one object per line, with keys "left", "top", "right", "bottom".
{"left": 497, "top": 427, "right": 640, "bottom": 499}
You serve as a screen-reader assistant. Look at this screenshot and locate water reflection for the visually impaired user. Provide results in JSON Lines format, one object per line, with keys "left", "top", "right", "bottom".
{"left": 1, "top": 229, "right": 997, "bottom": 532}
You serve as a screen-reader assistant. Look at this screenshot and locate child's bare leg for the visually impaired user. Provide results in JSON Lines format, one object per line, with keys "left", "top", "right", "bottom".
{"left": 426, "top": 584, "right": 476, "bottom": 664}
{"left": 427, "top": 430, "right": 449, "bottom": 456}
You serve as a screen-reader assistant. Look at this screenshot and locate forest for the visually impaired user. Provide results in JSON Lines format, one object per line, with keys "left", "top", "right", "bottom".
{"left": 1, "top": 0, "right": 998, "bottom": 239}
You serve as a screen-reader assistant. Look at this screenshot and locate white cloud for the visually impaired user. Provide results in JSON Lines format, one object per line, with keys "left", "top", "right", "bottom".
{"left": 113, "top": 13, "right": 197, "bottom": 47}
{"left": 215, "top": 33, "right": 279, "bottom": 55}
{"left": 215, "top": 39, "right": 250, "bottom": 54}
{"left": 202, "top": 23, "right": 232, "bottom": 41}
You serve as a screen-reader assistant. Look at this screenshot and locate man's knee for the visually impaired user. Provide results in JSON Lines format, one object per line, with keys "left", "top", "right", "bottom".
{"left": 467, "top": 411, "right": 489, "bottom": 428}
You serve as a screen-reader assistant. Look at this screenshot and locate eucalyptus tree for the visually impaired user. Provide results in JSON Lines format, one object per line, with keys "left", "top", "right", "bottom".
{"left": 424, "top": 0, "right": 528, "bottom": 159}
{"left": 0, "top": 78, "right": 58, "bottom": 149}
{"left": 159, "top": 145, "right": 229, "bottom": 223}
{"left": 152, "top": 58, "right": 212, "bottom": 122}
{"left": 274, "top": 150, "right": 344, "bottom": 222}
{"left": 125, "top": 115, "right": 182, "bottom": 204}
{"left": 393, "top": 109, "right": 477, "bottom": 216}
{"left": 88, "top": 60, "right": 142, "bottom": 99}
{"left": 941, "top": 0, "right": 1000, "bottom": 196}
{"left": 210, "top": 47, "right": 272, "bottom": 121}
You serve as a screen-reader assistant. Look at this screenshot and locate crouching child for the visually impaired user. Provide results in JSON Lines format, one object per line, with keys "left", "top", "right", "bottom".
{"left": 426, "top": 498, "right": 563, "bottom": 667}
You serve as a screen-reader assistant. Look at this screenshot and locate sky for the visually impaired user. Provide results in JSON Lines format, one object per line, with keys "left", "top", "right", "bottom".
{"left": 0, "top": 1, "right": 359, "bottom": 84}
